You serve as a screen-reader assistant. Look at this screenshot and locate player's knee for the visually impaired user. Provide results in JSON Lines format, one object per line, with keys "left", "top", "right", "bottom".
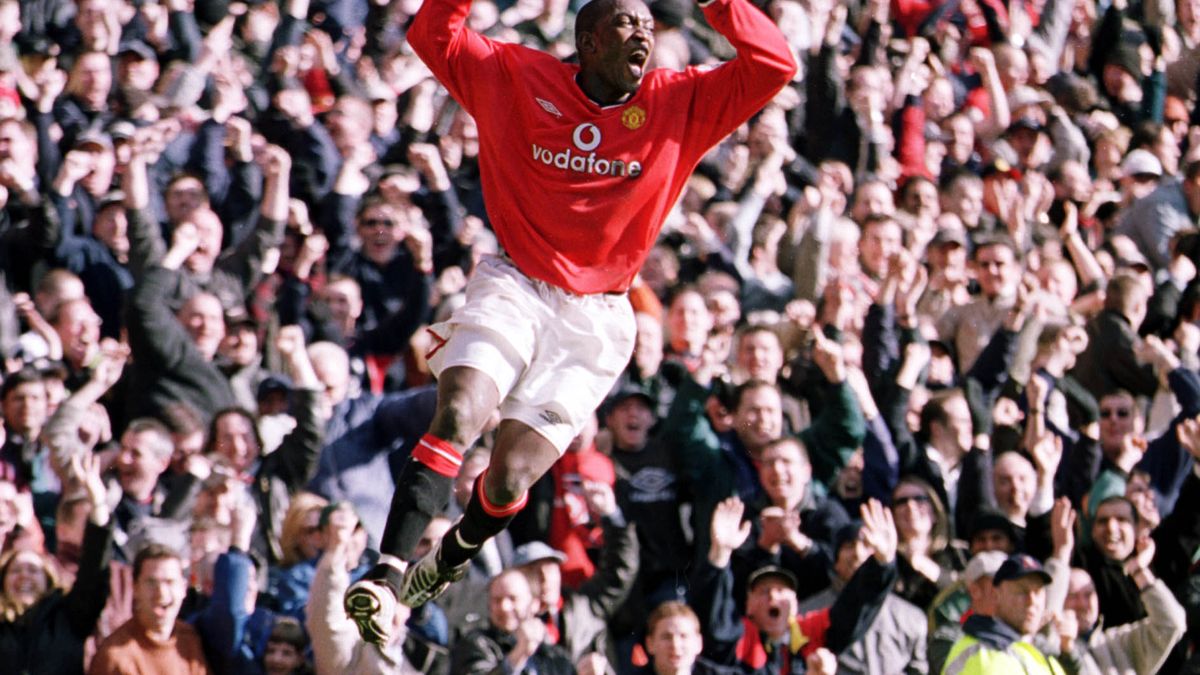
{"left": 431, "top": 396, "right": 490, "bottom": 448}
{"left": 484, "top": 460, "right": 539, "bottom": 505}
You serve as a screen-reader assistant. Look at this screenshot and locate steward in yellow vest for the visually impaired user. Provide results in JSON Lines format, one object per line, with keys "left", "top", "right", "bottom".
{"left": 942, "top": 554, "right": 1066, "bottom": 675}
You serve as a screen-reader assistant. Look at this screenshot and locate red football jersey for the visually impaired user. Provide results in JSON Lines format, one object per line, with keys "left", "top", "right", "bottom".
{"left": 409, "top": 0, "right": 796, "bottom": 294}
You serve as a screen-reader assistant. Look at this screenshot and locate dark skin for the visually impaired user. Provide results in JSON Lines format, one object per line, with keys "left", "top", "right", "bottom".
{"left": 575, "top": 0, "right": 656, "bottom": 105}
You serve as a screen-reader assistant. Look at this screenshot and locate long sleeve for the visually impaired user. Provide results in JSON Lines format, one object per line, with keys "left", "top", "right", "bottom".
{"left": 893, "top": 95, "right": 928, "bottom": 179}
{"left": 216, "top": 216, "right": 287, "bottom": 302}
{"left": 578, "top": 512, "right": 639, "bottom": 620}
{"left": 1136, "top": 368, "right": 1200, "bottom": 511}
{"left": 690, "top": 559, "right": 747, "bottom": 666}
{"left": 41, "top": 395, "right": 90, "bottom": 480}
{"left": 193, "top": 550, "right": 256, "bottom": 672}
{"left": 862, "top": 302, "right": 901, "bottom": 400}
{"left": 305, "top": 553, "right": 357, "bottom": 674}
{"left": 262, "top": 389, "right": 325, "bottom": 492}
{"left": 805, "top": 45, "right": 851, "bottom": 165}
{"left": 862, "top": 415, "right": 901, "bottom": 503}
{"left": 1096, "top": 579, "right": 1187, "bottom": 675}
{"left": 818, "top": 557, "right": 898, "bottom": 654}
{"left": 791, "top": 207, "right": 833, "bottom": 302}
{"left": 64, "top": 519, "right": 115, "bottom": 638}
{"left": 799, "top": 381, "right": 867, "bottom": 488}
{"left": 125, "top": 206, "right": 166, "bottom": 280}
{"left": 371, "top": 386, "right": 439, "bottom": 448}
{"left": 410, "top": 0, "right": 794, "bottom": 153}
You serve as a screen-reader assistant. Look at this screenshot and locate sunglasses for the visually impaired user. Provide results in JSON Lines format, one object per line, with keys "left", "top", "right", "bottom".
{"left": 360, "top": 218, "right": 396, "bottom": 229}
{"left": 894, "top": 494, "right": 932, "bottom": 508}
{"left": 1100, "top": 407, "right": 1131, "bottom": 419}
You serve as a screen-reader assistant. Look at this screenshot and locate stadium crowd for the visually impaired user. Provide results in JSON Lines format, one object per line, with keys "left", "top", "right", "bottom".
{"left": 2, "top": 0, "right": 1200, "bottom": 671}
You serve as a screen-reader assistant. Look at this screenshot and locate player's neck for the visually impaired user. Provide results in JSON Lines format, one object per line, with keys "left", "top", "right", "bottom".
{"left": 575, "top": 72, "right": 633, "bottom": 107}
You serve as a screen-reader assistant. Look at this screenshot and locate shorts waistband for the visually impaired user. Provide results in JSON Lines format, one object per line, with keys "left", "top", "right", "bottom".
{"left": 493, "top": 252, "right": 628, "bottom": 298}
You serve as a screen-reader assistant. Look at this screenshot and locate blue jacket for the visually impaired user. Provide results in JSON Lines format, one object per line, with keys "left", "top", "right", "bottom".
{"left": 193, "top": 549, "right": 277, "bottom": 675}
{"left": 308, "top": 386, "right": 438, "bottom": 546}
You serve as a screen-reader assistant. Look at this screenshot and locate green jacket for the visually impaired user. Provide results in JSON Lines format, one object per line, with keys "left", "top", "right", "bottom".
{"left": 665, "top": 374, "right": 865, "bottom": 562}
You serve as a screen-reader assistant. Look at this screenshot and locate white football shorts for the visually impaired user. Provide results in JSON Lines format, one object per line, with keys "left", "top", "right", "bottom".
{"left": 425, "top": 255, "right": 636, "bottom": 452}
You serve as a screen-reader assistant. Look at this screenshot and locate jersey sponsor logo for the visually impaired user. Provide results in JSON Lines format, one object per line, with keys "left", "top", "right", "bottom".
{"left": 530, "top": 122, "right": 644, "bottom": 178}
{"left": 572, "top": 123, "right": 602, "bottom": 151}
{"left": 536, "top": 97, "right": 563, "bottom": 117}
{"left": 621, "top": 106, "right": 646, "bottom": 130}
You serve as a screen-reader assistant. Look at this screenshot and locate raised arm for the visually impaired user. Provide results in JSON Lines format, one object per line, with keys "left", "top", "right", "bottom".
{"left": 216, "top": 144, "right": 290, "bottom": 296}
{"left": 262, "top": 326, "right": 327, "bottom": 491}
{"left": 193, "top": 499, "right": 258, "bottom": 673}
{"left": 63, "top": 452, "right": 116, "bottom": 638}
{"left": 811, "top": 500, "right": 898, "bottom": 654}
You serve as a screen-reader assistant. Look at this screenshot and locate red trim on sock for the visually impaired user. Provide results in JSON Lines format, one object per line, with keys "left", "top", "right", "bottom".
{"left": 476, "top": 470, "right": 528, "bottom": 517}
{"left": 412, "top": 434, "right": 463, "bottom": 477}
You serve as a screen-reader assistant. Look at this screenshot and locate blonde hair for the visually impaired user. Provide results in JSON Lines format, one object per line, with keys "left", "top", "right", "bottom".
{"left": 279, "top": 492, "right": 329, "bottom": 567}
{"left": 0, "top": 549, "right": 64, "bottom": 623}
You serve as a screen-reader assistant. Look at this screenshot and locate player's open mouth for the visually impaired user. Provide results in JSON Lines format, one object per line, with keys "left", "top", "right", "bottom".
{"left": 627, "top": 50, "right": 649, "bottom": 78}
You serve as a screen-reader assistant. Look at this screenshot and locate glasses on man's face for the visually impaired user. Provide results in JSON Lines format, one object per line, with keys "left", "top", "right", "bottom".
{"left": 893, "top": 494, "right": 931, "bottom": 508}
{"left": 360, "top": 218, "right": 396, "bottom": 230}
{"left": 1100, "top": 407, "right": 1131, "bottom": 420}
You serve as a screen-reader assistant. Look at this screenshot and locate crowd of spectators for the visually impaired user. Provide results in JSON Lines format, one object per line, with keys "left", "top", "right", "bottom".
{"left": 3, "top": 0, "right": 1200, "bottom": 671}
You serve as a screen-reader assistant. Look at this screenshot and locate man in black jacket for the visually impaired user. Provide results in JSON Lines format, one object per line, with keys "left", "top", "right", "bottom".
{"left": 508, "top": 479, "right": 639, "bottom": 665}
{"left": 451, "top": 567, "right": 575, "bottom": 675}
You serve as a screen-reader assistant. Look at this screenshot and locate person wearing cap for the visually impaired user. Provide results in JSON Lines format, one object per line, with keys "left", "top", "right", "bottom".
{"left": 1118, "top": 159, "right": 1200, "bottom": 269}
{"left": 693, "top": 497, "right": 898, "bottom": 674}
{"left": 116, "top": 41, "right": 159, "bottom": 93}
{"left": 1118, "top": 149, "right": 1164, "bottom": 204}
{"left": 933, "top": 497, "right": 1075, "bottom": 672}
{"left": 928, "top": 550, "right": 1008, "bottom": 674}
{"left": 215, "top": 314, "right": 266, "bottom": 414}
{"left": 795, "top": 519, "right": 927, "bottom": 675}
{"left": 41, "top": 190, "right": 132, "bottom": 342}
{"left": 604, "top": 382, "right": 692, "bottom": 626}
{"left": 941, "top": 553, "right": 1065, "bottom": 674}
{"left": 919, "top": 225, "right": 971, "bottom": 319}
{"left": 1003, "top": 117, "right": 1051, "bottom": 172}
{"left": 47, "top": 128, "right": 116, "bottom": 242}
{"left": 507, "top": 480, "right": 639, "bottom": 665}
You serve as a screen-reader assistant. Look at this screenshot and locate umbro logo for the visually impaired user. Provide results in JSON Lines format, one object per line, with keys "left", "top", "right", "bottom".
{"left": 536, "top": 97, "right": 563, "bottom": 117}
{"left": 540, "top": 410, "right": 564, "bottom": 425}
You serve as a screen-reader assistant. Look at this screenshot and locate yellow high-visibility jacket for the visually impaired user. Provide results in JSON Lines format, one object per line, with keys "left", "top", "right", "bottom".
{"left": 942, "top": 634, "right": 1067, "bottom": 675}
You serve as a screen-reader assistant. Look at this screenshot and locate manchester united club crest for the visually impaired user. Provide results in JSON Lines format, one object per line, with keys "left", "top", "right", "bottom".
{"left": 622, "top": 105, "right": 646, "bottom": 130}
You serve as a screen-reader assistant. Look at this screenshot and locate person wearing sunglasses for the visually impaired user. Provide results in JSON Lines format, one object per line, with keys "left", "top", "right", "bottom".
{"left": 891, "top": 476, "right": 965, "bottom": 611}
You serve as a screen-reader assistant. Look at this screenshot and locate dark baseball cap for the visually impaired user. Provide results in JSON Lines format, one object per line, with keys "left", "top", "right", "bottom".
{"left": 118, "top": 41, "right": 158, "bottom": 62}
{"left": 968, "top": 509, "right": 1018, "bottom": 543}
{"left": 1005, "top": 116, "right": 1046, "bottom": 136}
{"left": 605, "top": 384, "right": 654, "bottom": 412}
{"left": 747, "top": 564, "right": 798, "bottom": 591}
{"left": 993, "top": 553, "right": 1052, "bottom": 586}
